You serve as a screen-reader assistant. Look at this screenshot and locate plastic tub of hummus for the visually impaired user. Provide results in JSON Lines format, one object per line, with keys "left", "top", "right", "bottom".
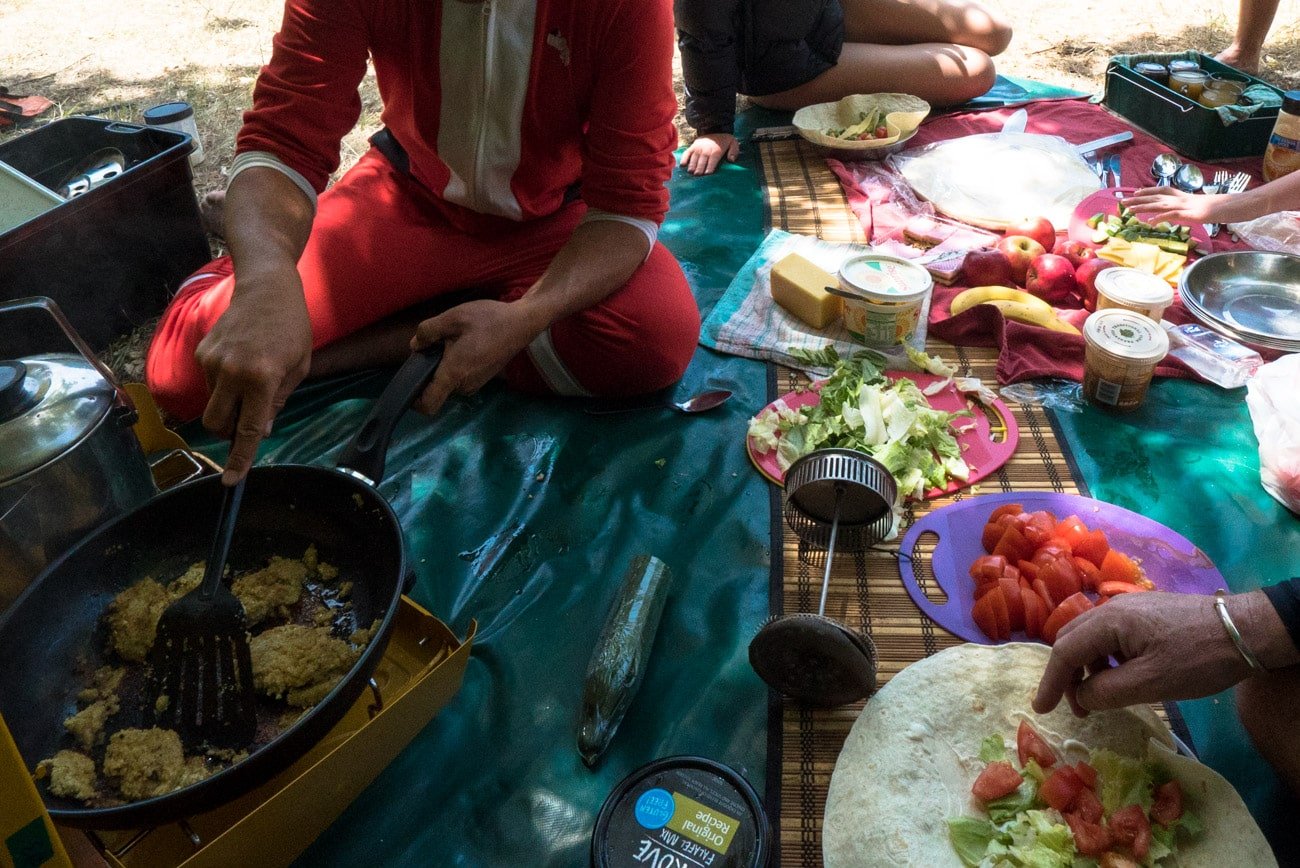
{"left": 1083, "top": 309, "right": 1170, "bottom": 411}
{"left": 837, "top": 254, "right": 933, "bottom": 349}
{"left": 591, "top": 756, "right": 770, "bottom": 867}
{"left": 1094, "top": 266, "right": 1175, "bottom": 321}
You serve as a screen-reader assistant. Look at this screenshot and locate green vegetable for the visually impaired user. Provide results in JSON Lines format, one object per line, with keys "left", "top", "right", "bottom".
{"left": 1090, "top": 749, "right": 1155, "bottom": 814}
{"left": 1003, "top": 810, "right": 1075, "bottom": 868}
{"left": 948, "top": 817, "right": 999, "bottom": 867}
{"left": 985, "top": 779, "right": 1039, "bottom": 825}
{"left": 980, "top": 734, "right": 1008, "bottom": 763}
{"left": 1022, "top": 758, "right": 1047, "bottom": 784}
{"left": 754, "top": 345, "right": 972, "bottom": 498}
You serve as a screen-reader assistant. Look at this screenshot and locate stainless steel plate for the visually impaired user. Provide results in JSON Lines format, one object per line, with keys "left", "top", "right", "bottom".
{"left": 1180, "top": 252, "right": 1300, "bottom": 346}
{"left": 1181, "top": 290, "right": 1300, "bottom": 352}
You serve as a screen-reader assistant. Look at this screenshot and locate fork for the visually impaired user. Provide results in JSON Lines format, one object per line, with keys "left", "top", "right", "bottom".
{"left": 1202, "top": 171, "right": 1230, "bottom": 238}
{"left": 1228, "top": 172, "right": 1251, "bottom": 193}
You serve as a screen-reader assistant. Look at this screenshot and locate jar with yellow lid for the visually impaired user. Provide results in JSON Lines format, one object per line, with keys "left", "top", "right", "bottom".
{"left": 1082, "top": 310, "right": 1169, "bottom": 411}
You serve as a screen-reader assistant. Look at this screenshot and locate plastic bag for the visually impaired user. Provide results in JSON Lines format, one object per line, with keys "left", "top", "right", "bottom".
{"left": 1245, "top": 354, "right": 1300, "bottom": 514}
{"left": 889, "top": 132, "right": 1101, "bottom": 231}
{"left": 1228, "top": 211, "right": 1300, "bottom": 253}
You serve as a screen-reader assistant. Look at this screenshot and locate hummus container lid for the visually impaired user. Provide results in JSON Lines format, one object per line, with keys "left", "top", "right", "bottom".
{"left": 591, "top": 756, "right": 770, "bottom": 868}
{"left": 838, "top": 254, "right": 932, "bottom": 303}
{"left": 1083, "top": 309, "right": 1170, "bottom": 364}
{"left": 0, "top": 354, "right": 116, "bottom": 485}
{"left": 1095, "top": 267, "right": 1175, "bottom": 307}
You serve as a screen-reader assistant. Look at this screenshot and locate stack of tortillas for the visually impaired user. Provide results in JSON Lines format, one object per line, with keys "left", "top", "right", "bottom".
{"left": 822, "top": 643, "right": 1276, "bottom": 867}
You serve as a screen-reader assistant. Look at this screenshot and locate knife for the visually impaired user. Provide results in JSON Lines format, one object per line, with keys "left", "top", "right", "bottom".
{"left": 1074, "top": 132, "right": 1133, "bottom": 156}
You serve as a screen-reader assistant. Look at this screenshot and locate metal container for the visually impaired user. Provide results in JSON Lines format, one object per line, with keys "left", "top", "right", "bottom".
{"left": 0, "top": 297, "right": 156, "bottom": 611}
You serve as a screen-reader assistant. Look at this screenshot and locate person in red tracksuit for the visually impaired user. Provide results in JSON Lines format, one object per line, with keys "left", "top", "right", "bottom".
{"left": 146, "top": 0, "right": 700, "bottom": 484}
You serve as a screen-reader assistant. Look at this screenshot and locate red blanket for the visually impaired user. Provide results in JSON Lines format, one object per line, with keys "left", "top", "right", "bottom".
{"left": 828, "top": 99, "right": 1268, "bottom": 384}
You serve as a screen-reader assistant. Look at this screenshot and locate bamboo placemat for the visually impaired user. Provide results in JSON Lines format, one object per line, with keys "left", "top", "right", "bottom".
{"left": 753, "top": 136, "right": 865, "bottom": 245}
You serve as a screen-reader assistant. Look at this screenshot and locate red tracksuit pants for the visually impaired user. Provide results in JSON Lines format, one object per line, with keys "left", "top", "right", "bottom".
{"left": 145, "top": 149, "right": 701, "bottom": 421}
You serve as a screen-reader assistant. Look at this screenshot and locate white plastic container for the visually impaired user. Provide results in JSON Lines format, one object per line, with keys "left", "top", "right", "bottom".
{"left": 1083, "top": 309, "right": 1170, "bottom": 411}
{"left": 837, "top": 254, "right": 933, "bottom": 350}
{"left": 1094, "top": 267, "right": 1174, "bottom": 321}
{"left": 143, "top": 102, "right": 205, "bottom": 167}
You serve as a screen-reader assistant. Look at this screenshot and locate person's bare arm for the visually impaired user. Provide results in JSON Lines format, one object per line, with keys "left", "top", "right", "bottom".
{"left": 410, "top": 220, "right": 649, "bottom": 413}
{"left": 1127, "top": 171, "right": 1300, "bottom": 226}
{"left": 196, "top": 167, "right": 315, "bottom": 484}
{"left": 1033, "top": 590, "right": 1300, "bottom": 717}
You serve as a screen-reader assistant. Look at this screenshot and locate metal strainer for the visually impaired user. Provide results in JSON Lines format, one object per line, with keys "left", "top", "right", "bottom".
{"left": 749, "top": 448, "right": 897, "bottom": 707}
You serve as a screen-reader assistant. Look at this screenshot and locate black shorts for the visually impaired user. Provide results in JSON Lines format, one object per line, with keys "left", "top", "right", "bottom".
{"left": 738, "top": 0, "right": 846, "bottom": 96}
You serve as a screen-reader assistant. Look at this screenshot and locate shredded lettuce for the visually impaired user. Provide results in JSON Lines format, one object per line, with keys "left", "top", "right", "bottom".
{"left": 1090, "top": 749, "right": 1156, "bottom": 815}
{"left": 986, "top": 779, "right": 1039, "bottom": 825}
{"left": 948, "top": 817, "right": 999, "bottom": 867}
{"left": 980, "top": 735, "right": 1008, "bottom": 763}
{"left": 1003, "top": 810, "right": 1075, "bottom": 868}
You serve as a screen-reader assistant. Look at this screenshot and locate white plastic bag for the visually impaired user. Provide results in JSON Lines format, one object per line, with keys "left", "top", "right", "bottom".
{"left": 1245, "top": 354, "right": 1300, "bottom": 514}
{"left": 1228, "top": 211, "right": 1300, "bottom": 253}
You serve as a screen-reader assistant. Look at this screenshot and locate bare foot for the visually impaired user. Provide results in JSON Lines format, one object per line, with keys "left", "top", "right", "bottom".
{"left": 1215, "top": 45, "right": 1260, "bottom": 75}
{"left": 199, "top": 190, "right": 226, "bottom": 240}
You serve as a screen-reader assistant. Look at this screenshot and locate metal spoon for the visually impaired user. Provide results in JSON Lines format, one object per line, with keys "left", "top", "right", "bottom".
{"left": 1173, "top": 163, "right": 1204, "bottom": 193}
{"left": 1151, "top": 153, "right": 1180, "bottom": 187}
{"left": 583, "top": 389, "right": 733, "bottom": 415}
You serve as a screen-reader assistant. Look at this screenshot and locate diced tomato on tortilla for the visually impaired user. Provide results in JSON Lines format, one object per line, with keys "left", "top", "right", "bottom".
{"left": 1016, "top": 720, "right": 1057, "bottom": 769}
{"left": 1073, "top": 556, "right": 1102, "bottom": 592}
{"left": 1100, "top": 549, "right": 1143, "bottom": 586}
{"left": 1042, "top": 592, "right": 1094, "bottom": 644}
{"left": 1151, "top": 780, "right": 1184, "bottom": 826}
{"left": 1073, "top": 760, "right": 1098, "bottom": 791}
{"left": 1065, "top": 813, "right": 1114, "bottom": 858}
{"left": 971, "top": 761, "right": 1024, "bottom": 801}
{"left": 1040, "top": 764, "right": 1084, "bottom": 811}
{"left": 1073, "top": 529, "right": 1110, "bottom": 568}
{"left": 993, "top": 524, "right": 1034, "bottom": 565}
{"left": 1098, "top": 580, "right": 1151, "bottom": 596}
{"left": 1072, "top": 786, "right": 1104, "bottom": 824}
{"left": 999, "top": 576, "right": 1025, "bottom": 632}
{"left": 1108, "top": 804, "right": 1152, "bottom": 860}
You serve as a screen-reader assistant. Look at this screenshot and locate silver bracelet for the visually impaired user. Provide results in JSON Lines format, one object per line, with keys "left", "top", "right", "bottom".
{"left": 1215, "top": 590, "right": 1265, "bottom": 673}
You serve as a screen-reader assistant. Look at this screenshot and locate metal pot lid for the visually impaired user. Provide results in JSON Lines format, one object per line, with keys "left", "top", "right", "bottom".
{"left": 0, "top": 353, "right": 116, "bottom": 485}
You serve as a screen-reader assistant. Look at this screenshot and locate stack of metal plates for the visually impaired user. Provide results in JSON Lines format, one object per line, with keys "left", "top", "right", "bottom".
{"left": 1179, "top": 251, "right": 1300, "bottom": 353}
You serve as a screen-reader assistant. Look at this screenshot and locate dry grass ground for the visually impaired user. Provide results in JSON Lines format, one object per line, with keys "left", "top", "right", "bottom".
{"left": 2, "top": 0, "right": 1298, "bottom": 379}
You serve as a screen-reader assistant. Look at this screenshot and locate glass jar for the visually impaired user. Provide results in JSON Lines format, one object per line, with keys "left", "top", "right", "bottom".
{"left": 1168, "top": 59, "right": 1201, "bottom": 75}
{"left": 1263, "top": 91, "right": 1300, "bottom": 182}
{"left": 1199, "top": 85, "right": 1240, "bottom": 108}
{"left": 1082, "top": 310, "right": 1169, "bottom": 411}
{"left": 1134, "top": 62, "right": 1169, "bottom": 85}
{"left": 142, "top": 102, "right": 205, "bottom": 167}
{"left": 1169, "top": 70, "right": 1210, "bottom": 101}
{"left": 1208, "top": 75, "right": 1246, "bottom": 98}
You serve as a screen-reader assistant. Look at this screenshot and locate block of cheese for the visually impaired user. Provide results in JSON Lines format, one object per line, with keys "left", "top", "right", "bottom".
{"left": 770, "top": 253, "right": 842, "bottom": 329}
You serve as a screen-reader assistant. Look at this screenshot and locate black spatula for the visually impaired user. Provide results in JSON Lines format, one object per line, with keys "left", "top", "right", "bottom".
{"left": 151, "top": 477, "right": 256, "bottom": 748}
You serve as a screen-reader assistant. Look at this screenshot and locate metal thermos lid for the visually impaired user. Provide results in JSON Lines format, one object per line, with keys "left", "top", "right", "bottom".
{"left": 0, "top": 353, "right": 116, "bottom": 485}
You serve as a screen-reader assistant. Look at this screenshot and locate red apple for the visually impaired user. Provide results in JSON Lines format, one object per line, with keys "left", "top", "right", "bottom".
{"left": 995, "top": 235, "right": 1047, "bottom": 285}
{"left": 1052, "top": 239, "right": 1097, "bottom": 269}
{"left": 1006, "top": 216, "right": 1057, "bottom": 253}
{"left": 962, "top": 247, "right": 1015, "bottom": 287}
{"left": 1026, "top": 254, "right": 1079, "bottom": 306}
{"left": 1075, "top": 258, "right": 1119, "bottom": 311}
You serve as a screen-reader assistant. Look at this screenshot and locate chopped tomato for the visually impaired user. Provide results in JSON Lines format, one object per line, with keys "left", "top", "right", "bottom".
{"left": 1074, "top": 529, "right": 1110, "bottom": 568}
{"left": 1040, "top": 556, "right": 1083, "bottom": 606}
{"left": 1022, "top": 511, "right": 1058, "bottom": 546}
{"left": 1065, "top": 813, "right": 1113, "bottom": 858}
{"left": 1073, "top": 761, "right": 1098, "bottom": 791}
{"left": 982, "top": 521, "right": 1006, "bottom": 553}
{"left": 1000, "top": 576, "right": 1025, "bottom": 632}
{"left": 1100, "top": 549, "right": 1143, "bottom": 586}
{"left": 1040, "top": 764, "right": 1084, "bottom": 811}
{"left": 993, "top": 524, "right": 1034, "bottom": 565}
{"left": 1096, "top": 594, "right": 1112, "bottom": 605}
{"left": 1016, "top": 720, "right": 1057, "bottom": 769}
{"left": 1151, "top": 780, "right": 1184, "bottom": 826}
{"left": 988, "top": 503, "right": 1025, "bottom": 524}
{"left": 1055, "top": 514, "right": 1090, "bottom": 549}
{"left": 1003, "top": 564, "right": 1020, "bottom": 582}
{"left": 971, "top": 761, "right": 1024, "bottom": 801}
{"left": 1073, "top": 786, "right": 1104, "bottom": 824}
{"left": 1031, "top": 578, "right": 1054, "bottom": 612}
{"left": 1042, "top": 592, "right": 1094, "bottom": 644}
{"left": 1098, "top": 580, "right": 1151, "bottom": 596}
{"left": 970, "top": 554, "right": 1009, "bottom": 583}
{"left": 1108, "top": 805, "right": 1151, "bottom": 860}
{"left": 1017, "top": 559, "right": 1039, "bottom": 581}
{"left": 974, "top": 581, "right": 997, "bottom": 599}
{"left": 1033, "top": 540, "right": 1073, "bottom": 565}
{"left": 972, "top": 588, "right": 1011, "bottom": 642}
{"left": 1023, "top": 591, "right": 1049, "bottom": 639}
{"left": 1073, "top": 556, "right": 1102, "bottom": 591}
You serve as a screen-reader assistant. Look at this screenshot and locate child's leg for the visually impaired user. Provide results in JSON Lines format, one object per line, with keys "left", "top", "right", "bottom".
{"left": 841, "top": 0, "right": 1011, "bottom": 55}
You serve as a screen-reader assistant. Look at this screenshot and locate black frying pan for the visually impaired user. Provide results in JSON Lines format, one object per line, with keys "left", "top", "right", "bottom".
{"left": 0, "top": 347, "right": 444, "bottom": 829}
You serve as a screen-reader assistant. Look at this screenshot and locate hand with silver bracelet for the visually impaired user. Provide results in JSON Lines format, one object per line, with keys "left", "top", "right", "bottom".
{"left": 1032, "top": 590, "right": 1300, "bottom": 718}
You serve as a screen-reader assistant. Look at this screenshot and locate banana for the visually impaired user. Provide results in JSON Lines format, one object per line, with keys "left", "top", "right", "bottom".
{"left": 983, "top": 299, "right": 1081, "bottom": 335}
{"left": 949, "top": 286, "right": 1054, "bottom": 317}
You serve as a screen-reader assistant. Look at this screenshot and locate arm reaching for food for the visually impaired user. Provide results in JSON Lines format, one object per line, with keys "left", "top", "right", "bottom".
{"left": 1033, "top": 587, "right": 1300, "bottom": 717}
{"left": 1127, "top": 170, "right": 1300, "bottom": 225}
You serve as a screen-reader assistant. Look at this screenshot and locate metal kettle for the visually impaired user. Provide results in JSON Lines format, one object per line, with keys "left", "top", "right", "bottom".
{"left": 0, "top": 297, "right": 157, "bottom": 612}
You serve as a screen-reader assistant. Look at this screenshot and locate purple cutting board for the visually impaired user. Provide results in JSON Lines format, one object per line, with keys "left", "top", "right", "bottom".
{"left": 898, "top": 492, "right": 1226, "bottom": 644}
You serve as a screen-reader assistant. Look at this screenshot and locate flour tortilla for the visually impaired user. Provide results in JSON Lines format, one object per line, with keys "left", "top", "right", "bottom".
{"left": 891, "top": 133, "right": 1101, "bottom": 231}
{"left": 822, "top": 643, "right": 1276, "bottom": 867}
{"left": 794, "top": 94, "right": 931, "bottom": 152}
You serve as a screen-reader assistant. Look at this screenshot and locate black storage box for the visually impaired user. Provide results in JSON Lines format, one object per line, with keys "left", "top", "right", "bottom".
{"left": 1104, "top": 52, "right": 1284, "bottom": 161}
{"left": 0, "top": 117, "right": 210, "bottom": 355}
